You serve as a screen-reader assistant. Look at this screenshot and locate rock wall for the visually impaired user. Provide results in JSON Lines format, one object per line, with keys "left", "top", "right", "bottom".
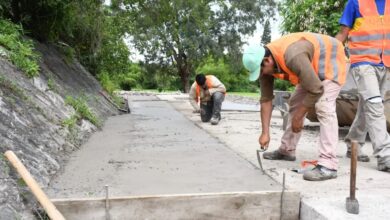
{"left": 0, "top": 42, "right": 118, "bottom": 219}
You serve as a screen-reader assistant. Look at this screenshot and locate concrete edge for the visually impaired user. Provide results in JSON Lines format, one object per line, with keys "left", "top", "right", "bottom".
{"left": 52, "top": 191, "right": 301, "bottom": 220}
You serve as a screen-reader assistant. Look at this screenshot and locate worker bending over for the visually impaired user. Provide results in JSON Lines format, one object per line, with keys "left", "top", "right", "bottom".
{"left": 243, "top": 32, "right": 347, "bottom": 181}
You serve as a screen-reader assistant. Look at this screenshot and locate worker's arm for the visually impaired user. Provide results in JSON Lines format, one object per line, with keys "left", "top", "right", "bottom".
{"left": 208, "top": 76, "right": 226, "bottom": 95}
{"left": 336, "top": 0, "right": 355, "bottom": 43}
{"left": 335, "top": 25, "right": 350, "bottom": 43}
{"left": 189, "top": 82, "right": 200, "bottom": 112}
{"left": 258, "top": 74, "right": 274, "bottom": 149}
{"left": 259, "top": 100, "right": 273, "bottom": 149}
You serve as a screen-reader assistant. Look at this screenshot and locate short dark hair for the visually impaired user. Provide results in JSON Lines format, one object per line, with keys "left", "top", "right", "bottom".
{"left": 195, "top": 73, "right": 206, "bottom": 86}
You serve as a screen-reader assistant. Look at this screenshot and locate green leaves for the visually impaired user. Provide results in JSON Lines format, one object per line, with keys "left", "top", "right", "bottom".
{"left": 279, "top": 0, "right": 346, "bottom": 36}
{"left": 123, "top": 0, "right": 276, "bottom": 91}
{"left": 65, "top": 96, "right": 100, "bottom": 127}
{"left": 0, "top": 19, "right": 40, "bottom": 77}
{"left": 261, "top": 19, "right": 272, "bottom": 45}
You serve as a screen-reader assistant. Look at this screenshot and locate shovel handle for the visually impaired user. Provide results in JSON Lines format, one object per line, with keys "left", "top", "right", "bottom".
{"left": 350, "top": 141, "right": 358, "bottom": 199}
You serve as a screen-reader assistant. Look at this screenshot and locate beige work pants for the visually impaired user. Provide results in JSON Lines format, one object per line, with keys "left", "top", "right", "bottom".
{"left": 278, "top": 80, "right": 341, "bottom": 170}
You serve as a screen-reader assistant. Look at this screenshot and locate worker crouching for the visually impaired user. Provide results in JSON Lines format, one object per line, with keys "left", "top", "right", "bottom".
{"left": 189, "top": 74, "right": 226, "bottom": 125}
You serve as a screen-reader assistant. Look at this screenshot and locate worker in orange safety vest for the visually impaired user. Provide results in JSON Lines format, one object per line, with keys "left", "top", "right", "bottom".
{"left": 189, "top": 74, "right": 226, "bottom": 125}
{"left": 243, "top": 32, "right": 347, "bottom": 181}
{"left": 336, "top": 0, "right": 390, "bottom": 172}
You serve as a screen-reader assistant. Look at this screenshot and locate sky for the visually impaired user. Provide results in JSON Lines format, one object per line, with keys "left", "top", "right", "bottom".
{"left": 242, "top": 13, "right": 282, "bottom": 50}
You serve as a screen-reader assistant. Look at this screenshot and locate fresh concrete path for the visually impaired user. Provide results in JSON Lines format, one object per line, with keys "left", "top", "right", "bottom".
{"left": 47, "top": 95, "right": 280, "bottom": 199}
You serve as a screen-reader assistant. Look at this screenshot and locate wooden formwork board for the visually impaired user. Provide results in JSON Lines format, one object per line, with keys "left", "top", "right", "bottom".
{"left": 52, "top": 191, "right": 300, "bottom": 220}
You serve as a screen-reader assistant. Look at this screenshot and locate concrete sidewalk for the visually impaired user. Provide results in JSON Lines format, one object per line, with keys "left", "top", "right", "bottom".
{"left": 48, "top": 94, "right": 281, "bottom": 198}
{"left": 166, "top": 93, "right": 390, "bottom": 220}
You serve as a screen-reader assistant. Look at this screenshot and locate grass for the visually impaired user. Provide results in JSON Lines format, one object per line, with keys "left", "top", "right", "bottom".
{"left": 65, "top": 96, "right": 100, "bottom": 127}
{"left": 0, "top": 19, "right": 40, "bottom": 77}
{"left": 227, "top": 91, "right": 260, "bottom": 98}
{"left": 61, "top": 114, "right": 78, "bottom": 128}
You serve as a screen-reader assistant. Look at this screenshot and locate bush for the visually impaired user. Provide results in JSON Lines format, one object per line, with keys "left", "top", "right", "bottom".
{"left": 274, "top": 78, "right": 294, "bottom": 91}
{"left": 98, "top": 72, "right": 119, "bottom": 94}
{"left": 196, "top": 56, "right": 256, "bottom": 92}
{"left": 65, "top": 96, "right": 99, "bottom": 126}
{"left": 0, "top": 19, "right": 40, "bottom": 77}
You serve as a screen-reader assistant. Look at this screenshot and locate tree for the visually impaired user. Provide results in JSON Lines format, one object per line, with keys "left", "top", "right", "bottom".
{"left": 122, "top": 0, "right": 276, "bottom": 92}
{"left": 279, "top": 0, "right": 346, "bottom": 36}
{"left": 261, "top": 19, "right": 271, "bottom": 45}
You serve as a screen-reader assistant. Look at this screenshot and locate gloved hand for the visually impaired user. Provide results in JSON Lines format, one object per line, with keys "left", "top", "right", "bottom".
{"left": 193, "top": 109, "right": 200, "bottom": 114}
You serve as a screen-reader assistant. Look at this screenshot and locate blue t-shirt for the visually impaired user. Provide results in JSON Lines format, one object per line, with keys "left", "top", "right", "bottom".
{"left": 339, "top": 0, "right": 386, "bottom": 67}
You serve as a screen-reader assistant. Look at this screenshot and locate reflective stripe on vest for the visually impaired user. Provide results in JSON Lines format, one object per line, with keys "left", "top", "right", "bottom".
{"left": 348, "top": 0, "right": 390, "bottom": 66}
{"left": 266, "top": 32, "right": 347, "bottom": 86}
{"left": 195, "top": 75, "right": 213, "bottom": 103}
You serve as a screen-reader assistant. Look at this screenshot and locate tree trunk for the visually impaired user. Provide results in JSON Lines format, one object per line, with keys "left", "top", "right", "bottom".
{"left": 175, "top": 52, "right": 191, "bottom": 93}
{"left": 178, "top": 65, "right": 190, "bottom": 93}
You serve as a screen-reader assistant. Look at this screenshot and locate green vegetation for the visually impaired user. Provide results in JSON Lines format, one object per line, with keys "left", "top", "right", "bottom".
{"left": 65, "top": 96, "right": 99, "bottom": 127}
{"left": 0, "top": 154, "right": 10, "bottom": 176}
{"left": 61, "top": 114, "right": 78, "bottom": 129}
{"left": 274, "top": 79, "right": 294, "bottom": 92}
{"left": 0, "top": 19, "right": 40, "bottom": 77}
{"left": 279, "top": 0, "right": 346, "bottom": 36}
{"left": 47, "top": 78, "right": 57, "bottom": 92}
{"left": 0, "top": 75, "right": 28, "bottom": 100}
{"left": 17, "top": 178, "right": 27, "bottom": 187}
{"left": 123, "top": 0, "right": 276, "bottom": 92}
{"left": 228, "top": 92, "right": 260, "bottom": 98}
{"left": 261, "top": 19, "right": 272, "bottom": 45}
{"left": 0, "top": 0, "right": 308, "bottom": 95}
{"left": 197, "top": 56, "right": 259, "bottom": 93}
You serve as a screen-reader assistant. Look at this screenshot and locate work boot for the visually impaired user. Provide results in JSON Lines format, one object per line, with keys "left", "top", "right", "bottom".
{"left": 263, "top": 150, "right": 296, "bottom": 161}
{"left": 346, "top": 150, "right": 370, "bottom": 162}
{"left": 346, "top": 142, "right": 370, "bottom": 162}
{"left": 303, "top": 165, "right": 337, "bottom": 181}
{"left": 210, "top": 115, "right": 221, "bottom": 125}
{"left": 377, "top": 157, "right": 390, "bottom": 172}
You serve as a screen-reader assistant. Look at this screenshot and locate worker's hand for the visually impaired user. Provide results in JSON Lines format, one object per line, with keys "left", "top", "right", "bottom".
{"left": 259, "top": 133, "right": 270, "bottom": 150}
{"left": 291, "top": 105, "right": 308, "bottom": 133}
{"left": 193, "top": 109, "right": 200, "bottom": 114}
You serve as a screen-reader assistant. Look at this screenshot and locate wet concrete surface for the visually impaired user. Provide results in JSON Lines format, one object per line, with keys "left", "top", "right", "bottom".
{"left": 47, "top": 95, "right": 280, "bottom": 199}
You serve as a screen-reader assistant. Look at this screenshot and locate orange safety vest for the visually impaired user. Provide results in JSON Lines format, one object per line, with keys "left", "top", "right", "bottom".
{"left": 195, "top": 75, "right": 213, "bottom": 103}
{"left": 266, "top": 32, "right": 347, "bottom": 86}
{"left": 348, "top": 0, "right": 390, "bottom": 66}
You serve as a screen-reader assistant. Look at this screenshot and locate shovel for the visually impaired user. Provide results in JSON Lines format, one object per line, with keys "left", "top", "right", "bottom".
{"left": 346, "top": 140, "right": 359, "bottom": 214}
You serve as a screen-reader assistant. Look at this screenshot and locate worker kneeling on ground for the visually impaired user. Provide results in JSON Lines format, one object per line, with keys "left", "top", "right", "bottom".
{"left": 189, "top": 73, "right": 226, "bottom": 125}
{"left": 243, "top": 32, "right": 347, "bottom": 181}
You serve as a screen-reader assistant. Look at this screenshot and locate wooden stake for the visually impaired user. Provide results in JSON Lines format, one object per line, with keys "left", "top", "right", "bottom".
{"left": 4, "top": 151, "right": 65, "bottom": 220}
